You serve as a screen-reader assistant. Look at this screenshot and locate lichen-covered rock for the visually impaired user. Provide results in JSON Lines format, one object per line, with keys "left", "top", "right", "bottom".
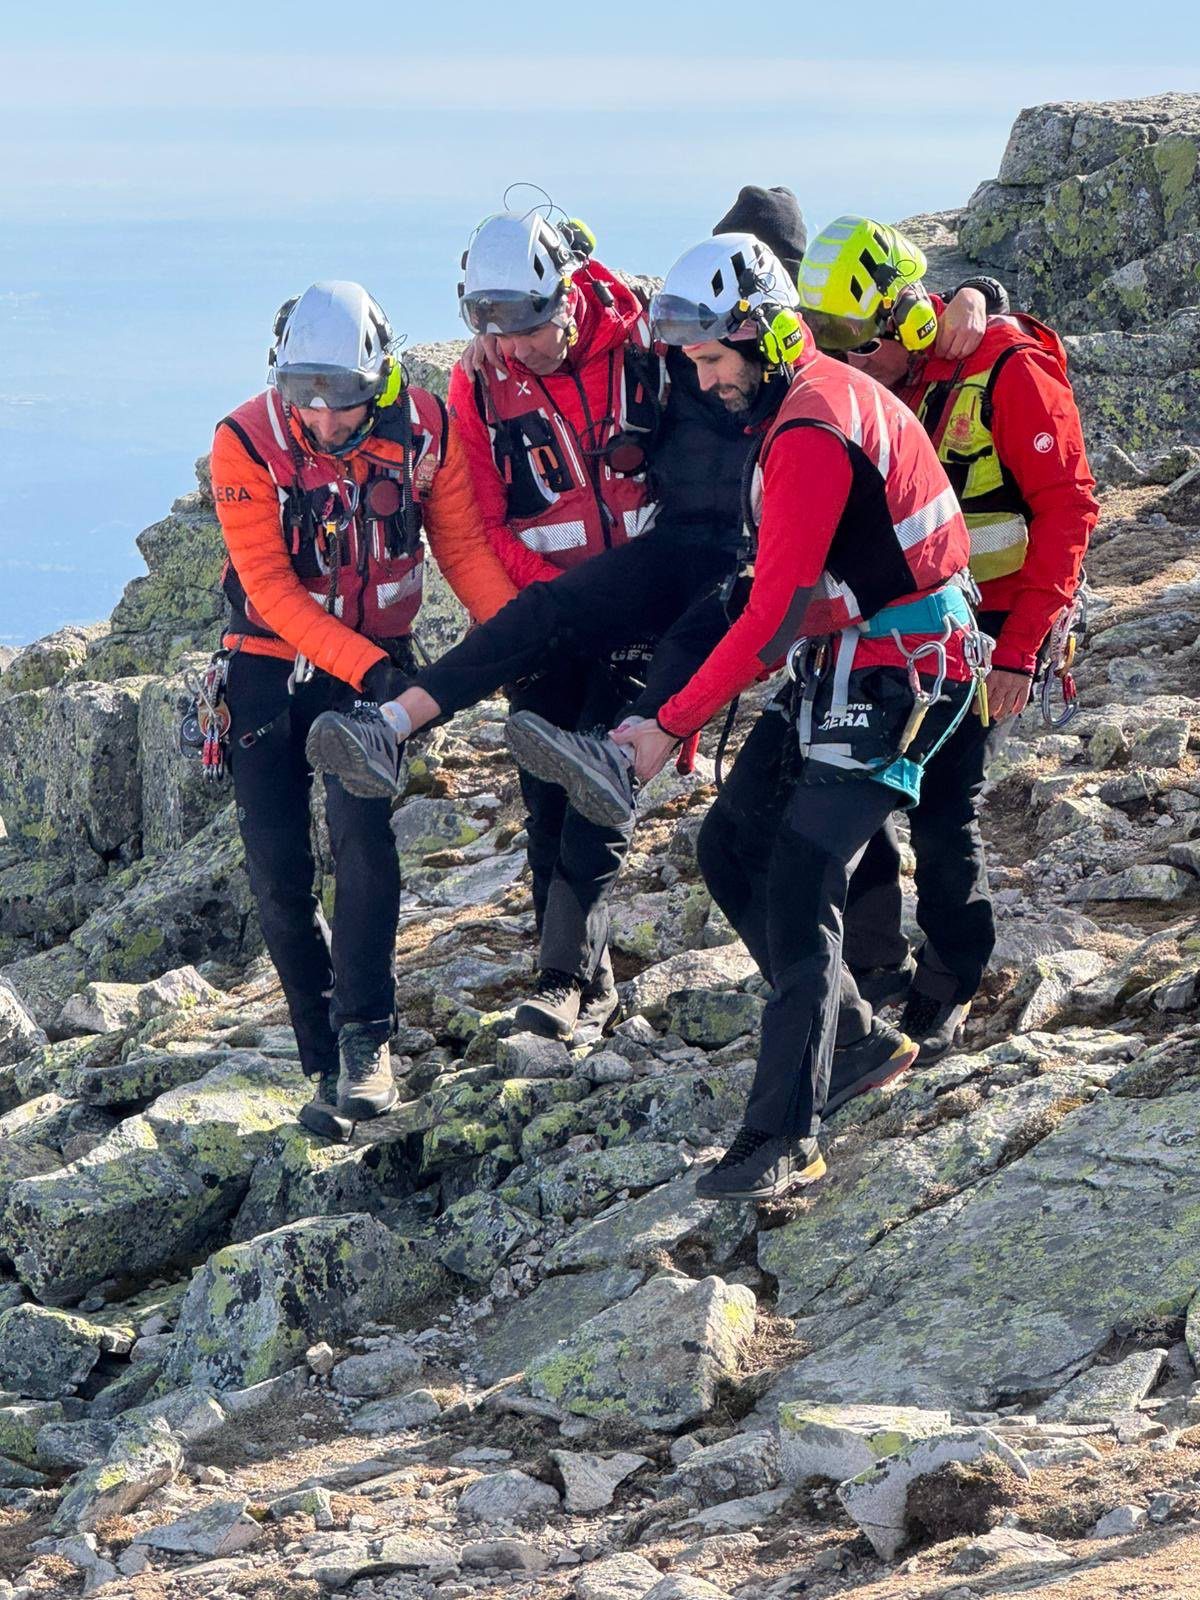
{"left": 391, "top": 797, "right": 483, "bottom": 866}
{"left": 82, "top": 485, "right": 227, "bottom": 682}
{"left": 232, "top": 1121, "right": 420, "bottom": 1241}
{"left": 132, "top": 1495, "right": 261, "bottom": 1557}
{"left": 350, "top": 1388, "right": 441, "bottom": 1433}
{"left": 50, "top": 1416, "right": 183, "bottom": 1533}
{"left": 663, "top": 988, "right": 764, "bottom": 1048}
{"left": 664, "top": 1430, "right": 780, "bottom": 1507}
{"left": 1040, "top": 1347, "right": 1168, "bottom": 1421}
{"left": 1069, "top": 863, "right": 1196, "bottom": 902}
{"left": 761, "top": 1058, "right": 1113, "bottom": 1323}
{"left": 618, "top": 944, "right": 756, "bottom": 1023}
{"left": 56, "top": 981, "right": 143, "bottom": 1036}
{"left": 1015, "top": 949, "right": 1107, "bottom": 1031}
{"left": 0, "top": 679, "right": 145, "bottom": 866}
{"left": 0, "top": 977, "right": 45, "bottom": 1068}
{"left": 533, "top": 1142, "right": 690, "bottom": 1222}
{"left": 0, "top": 624, "right": 110, "bottom": 698}
{"left": 0, "top": 1401, "right": 64, "bottom": 1466}
{"left": 471, "top": 1265, "right": 645, "bottom": 1386}
{"left": 544, "top": 1169, "right": 753, "bottom": 1273}
{"left": 767, "top": 1084, "right": 1200, "bottom": 1412}
{"left": 0, "top": 1304, "right": 129, "bottom": 1399}
{"left": 1, "top": 803, "right": 259, "bottom": 1027}
{"left": 436, "top": 1192, "right": 535, "bottom": 1284}
{"left": 527, "top": 1272, "right": 755, "bottom": 1430}
{"left": 575, "top": 1552, "right": 663, "bottom": 1600}
{"left": 331, "top": 1338, "right": 423, "bottom": 1399}
{"left": 778, "top": 1402, "right": 952, "bottom": 1485}
{"left": 165, "top": 1213, "right": 444, "bottom": 1390}
{"left": 0, "top": 1052, "right": 309, "bottom": 1302}
{"left": 953, "top": 95, "right": 1200, "bottom": 454}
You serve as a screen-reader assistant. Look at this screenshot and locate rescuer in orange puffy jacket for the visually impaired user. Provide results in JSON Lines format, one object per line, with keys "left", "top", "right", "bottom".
{"left": 210, "top": 281, "right": 516, "bottom": 1140}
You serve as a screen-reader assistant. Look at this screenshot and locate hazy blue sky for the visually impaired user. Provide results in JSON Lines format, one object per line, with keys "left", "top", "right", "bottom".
{"left": 1, "top": 4, "right": 1195, "bottom": 643}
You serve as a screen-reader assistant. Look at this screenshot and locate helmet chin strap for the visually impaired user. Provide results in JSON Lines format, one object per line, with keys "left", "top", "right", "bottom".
{"left": 294, "top": 404, "right": 377, "bottom": 459}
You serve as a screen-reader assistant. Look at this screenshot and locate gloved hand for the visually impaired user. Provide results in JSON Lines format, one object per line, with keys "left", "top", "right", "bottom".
{"left": 361, "top": 659, "right": 412, "bottom": 704}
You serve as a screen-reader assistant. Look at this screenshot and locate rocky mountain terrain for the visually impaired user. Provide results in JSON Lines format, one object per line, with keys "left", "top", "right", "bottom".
{"left": 0, "top": 93, "right": 1199, "bottom": 1600}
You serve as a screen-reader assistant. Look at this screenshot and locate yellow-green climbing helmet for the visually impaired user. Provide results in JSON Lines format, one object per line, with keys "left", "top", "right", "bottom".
{"left": 796, "top": 215, "right": 932, "bottom": 352}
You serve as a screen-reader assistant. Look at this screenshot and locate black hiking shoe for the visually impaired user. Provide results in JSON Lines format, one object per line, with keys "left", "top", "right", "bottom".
{"left": 852, "top": 954, "right": 917, "bottom": 1010}
{"left": 306, "top": 702, "right": 406, "bottom": 800}
{"left": 298, "top": 1068, "right": 355, "bottom": 1142}
{"left": 576, "top": 950, "right": 620, "bottom": 1040}
{"left": 336, "top": 1023, "right": 399, "bottom": 1121}
{"left": 900, "top": 992, "right": 972, "bottom": 1063}
{"left": 514, "top": 969, "right": 583, "bottom": 1041}
{"left": 505, "top": 711, "right": 637, "bottom": 828}
{"left": 694, "top": 1126, "right": 826, "bottom": 1202}
{"left": 824, "top": 1020, "right": 920, "bottom": 1117}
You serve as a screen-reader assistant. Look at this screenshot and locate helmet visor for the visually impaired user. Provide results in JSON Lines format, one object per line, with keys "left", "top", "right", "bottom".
{"left": 460, "top": 288, "right": 561, "bottom": 336}
{"left": 802, "top": 309, "right": 884, "bottom": 353}
{"left": 275, "top": 365, "right": 382, "bottom": 410}
{"left": 648, "top": 291, "right": 738, "bottom": 347}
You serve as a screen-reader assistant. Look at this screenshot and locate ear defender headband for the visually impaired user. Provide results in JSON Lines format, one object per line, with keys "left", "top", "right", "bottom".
{"left": 733, "top": 267, "right": 807, "bottom": 369}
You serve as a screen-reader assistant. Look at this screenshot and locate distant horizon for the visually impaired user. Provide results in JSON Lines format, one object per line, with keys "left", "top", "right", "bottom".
{"left": 2, "top": 2, "right": 1195, "bottom": 647}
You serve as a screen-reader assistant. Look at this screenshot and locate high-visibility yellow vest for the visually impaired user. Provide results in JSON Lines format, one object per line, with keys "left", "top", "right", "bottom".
{"left": 916, "top": 340, "right": 1034, "bottom": 585}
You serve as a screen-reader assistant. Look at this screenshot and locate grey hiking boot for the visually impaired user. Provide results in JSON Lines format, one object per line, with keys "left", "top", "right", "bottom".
{"left": 901, "top": 991, "right": 972, "bottom": 1063}
{"left": 577, "top": 949, "right": 620, "bottom": 1039}
{"left": 336, "top": 1023, "right": 399, "bottom": 1121}
{"left": 505, "top": 711, "right": 637, "bottom": 828}
{"left": 298, "top": 1067, "right": 355, "bottom": 1142}
{"left": 514, "top": 969, "right": 582, "bottom": 1041}
{"left": 824, "top": 1019, "right": 919, "bottom": 1117}
{"left": 306, "top": 702, "right": 406, "bottom": 800}
{"left": 694, "top": 1126, "right": 826, "bottom": 1202}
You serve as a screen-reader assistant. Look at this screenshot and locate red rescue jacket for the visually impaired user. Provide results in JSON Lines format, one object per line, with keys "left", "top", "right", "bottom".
{"left": 902, "top": 314, "right": 1097, "bottom": 673}
{"left": 447, "top": 262, "right": 664, "bottom": 590}
{"left": 658, "top": 336, "right": 972, "bottom": 738}
{"left": 212, "top": 387, "right": 516, "bottom": 690}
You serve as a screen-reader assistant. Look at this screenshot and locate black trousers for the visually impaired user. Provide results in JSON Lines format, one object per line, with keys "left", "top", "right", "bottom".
{"left": 226, "top": 653, "right": 400, "bottom": 1078}
{"left": 415, "top": 527, "right": 735, "bottom": 983}
{"left": 697, "top": 709, "right": 896, "bottom": 1139}
{"left": 505, "top": 661, "right": 634, "bottom": 982}
{"left": 418, "top": 526, "right": 735, "bottom": 722}
{"left": 842, "top": 609, "right": 1014, "bottom": 1004}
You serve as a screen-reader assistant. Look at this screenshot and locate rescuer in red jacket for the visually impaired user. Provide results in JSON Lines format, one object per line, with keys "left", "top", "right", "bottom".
{"left": 212, "top": 281, "right": 516, "bottom": 1141}
{"left": 443, "top": 210, "right": 665, "bottom": 1043}
{"left": 578, "top": 235, "right": 983, "bottom": 1200}
{"left": 796, "top": 218, "right": 1098, "bottom": 1061}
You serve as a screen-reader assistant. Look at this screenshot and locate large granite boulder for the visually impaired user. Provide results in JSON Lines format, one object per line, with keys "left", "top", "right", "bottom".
{"left": 0, "top": 1052, "right": 308, "bottom": 1302}
{"left": 955, "top": 94, "right": 1200, "bottom": 455}
{"left": 165, "top": 1213, "right": 448, "bottom": 1390}
{"left": 83, "top": 468, "right": 227, "bottom": 682}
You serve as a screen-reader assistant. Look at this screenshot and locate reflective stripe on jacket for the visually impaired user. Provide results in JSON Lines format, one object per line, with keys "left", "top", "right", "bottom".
{"left": 448, "top": 263, "right": 665, "bottom": 588}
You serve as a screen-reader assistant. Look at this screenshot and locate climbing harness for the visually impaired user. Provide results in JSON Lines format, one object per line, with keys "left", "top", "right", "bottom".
{"left": 1041, "top": 579, "right": 1089, "bottom": 728}
{"left": 783, "top": 582, "right": 989, "bottom": 804}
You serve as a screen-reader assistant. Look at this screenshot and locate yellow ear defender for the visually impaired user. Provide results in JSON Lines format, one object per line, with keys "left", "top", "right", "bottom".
{"left": 375, "top": 354, "right": 406, "bottom": 409}
{"left": 886, "top": 281, "right": 938, "bottom": 352}
{"left": 733, "top": 295, "right": 807, "bottom": 369}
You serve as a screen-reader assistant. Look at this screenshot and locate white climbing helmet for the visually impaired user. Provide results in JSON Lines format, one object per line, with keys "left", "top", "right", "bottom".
{"left": 649, "top": 233, "right": 800, "bottom": 347}
{"left": 458, "top": 211, "right": 584, "bottom": 335}
{"left": 270, "top": 281, "right": 395, "bottom": 409}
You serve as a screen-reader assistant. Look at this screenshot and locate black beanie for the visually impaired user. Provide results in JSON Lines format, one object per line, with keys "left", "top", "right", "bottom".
{"left": 713, "top": 185, "right": 807, "bottom": 280}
